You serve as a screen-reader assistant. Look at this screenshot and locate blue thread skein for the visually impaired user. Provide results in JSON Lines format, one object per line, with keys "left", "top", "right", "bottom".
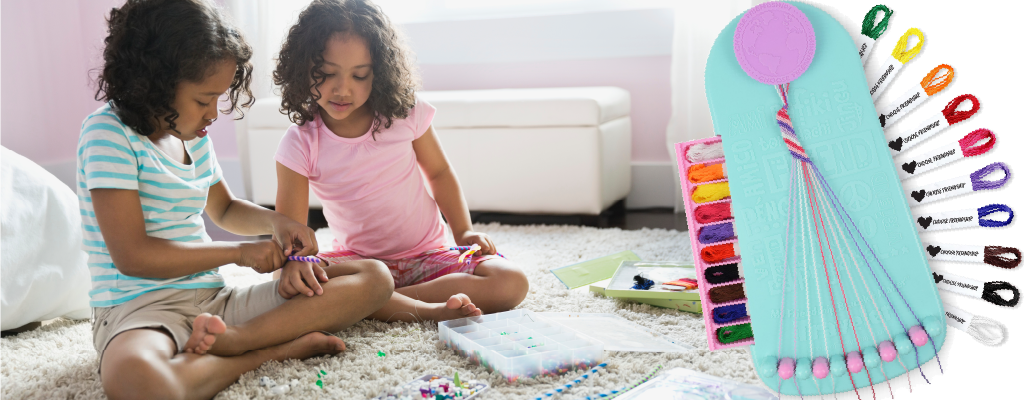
{"left": 698, "top": 222, "right": 735, "bottom": 244}
{"left": 712, "top": 303, "right": 748, "bottom": 324}
{"left": 978, "top": 204, "right": 1013, "bottom": 227}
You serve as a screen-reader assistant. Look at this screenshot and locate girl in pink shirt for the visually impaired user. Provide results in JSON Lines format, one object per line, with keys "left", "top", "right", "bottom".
{"left": 272, "top": 0, "right": 528, "bottom": 322}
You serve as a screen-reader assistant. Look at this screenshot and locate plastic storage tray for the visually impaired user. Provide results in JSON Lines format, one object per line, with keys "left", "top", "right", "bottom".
{"left": 674, "top": 136, "right": 753, "bottom": 351}
{"left": 439, "top": 310, "right": 604, "bottom": 382}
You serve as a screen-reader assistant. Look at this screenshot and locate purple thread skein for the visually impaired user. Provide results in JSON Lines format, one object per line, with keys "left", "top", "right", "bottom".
{"left": 970, "top": 162, "right": 1011, "bottom": 191}
{"left": 698, "top": 222, "right": 735, "bottom": 244}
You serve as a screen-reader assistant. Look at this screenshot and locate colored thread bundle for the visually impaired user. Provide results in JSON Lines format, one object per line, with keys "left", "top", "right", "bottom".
{"left": 861, "top": 5, "right": 893, "bottom": 39}
{"left": 691, "top": 182, "right": 731, "bottom": 203}
{"left": 701, "top": 243, "right": 736, "bottom": 263}
{"left": 698, "top": 222, "right": 735, "bottom": 244}
{"left": 977, "top": 204, "right": 1014, "bottom": 227}
{"left": 945, "top": 304, "right": 1007, "bottom": 346}
{"left": 933, "top": 272, "right": 1020, "bottom": 307}
{"left": 704, "top": 263, "right": 740, "bottom": 284}
{"left": 943, "top": 94, "right": 980, "bottom": 124}
{"left": 985, "top": 246, "right": 1022, "bottom": 269}
{"left": 982, "top": 281, "right": 1020, "bottom": 307}
{"left": 631, "top": 275, "right": 655, "bottom": 290}
{"left": 892, "top": 28, "right": 924, "bottom": 63}
{"left": 920, "top": 64, "right": 953, "bottom": 96}
{"left": 709, "top": 283, "right": 745, "bottom": 303}
{"left": 685, "top": 142, "right": 724, "bottom": 163}
{"left": 687, "top": 163, "right": 727, "bottom": 183}
{"left": 971, "top": 162, "right": 1011, "bottom": 191}
{"left": 960, "top": 128, "right": 996, "bottom": 157}
{"left": 712, "top": 303, "right": 748, "bottom": 324}
{"left": 664, "top": 278, "right": 698, "bottom": 290}
{"left": 694, "top": 203, "right": 732, "bottom": 223}
{"left": 716, "top": 323, "right": 753, "bottom": 344}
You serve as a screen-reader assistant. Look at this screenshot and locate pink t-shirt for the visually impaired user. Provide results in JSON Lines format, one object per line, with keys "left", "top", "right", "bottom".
{"left": 275, "top": 97, "right": 447, "bottom": 260}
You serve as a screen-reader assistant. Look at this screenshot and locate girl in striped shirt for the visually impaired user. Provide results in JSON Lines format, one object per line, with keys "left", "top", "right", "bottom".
{"left": 79, "top": 1, "right": 393, "bottom": 398}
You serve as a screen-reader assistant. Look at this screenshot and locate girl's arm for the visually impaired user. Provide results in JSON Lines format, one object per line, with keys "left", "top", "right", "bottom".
{"left": 205, "top": 179, "right": 316, "bottom": 256}
{"left": 275, "top": 162, "right": 311, "bottom": 225}
{"left": 412, "top": 125, "right": 497, "bottom": 254}
{"left": 91, "top": 188, "right": 284, "bottom": 278}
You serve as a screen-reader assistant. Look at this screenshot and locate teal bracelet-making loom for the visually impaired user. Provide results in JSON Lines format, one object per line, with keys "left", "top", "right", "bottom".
{"left": 703, "top": 1, "right": 945, "bottom": 397}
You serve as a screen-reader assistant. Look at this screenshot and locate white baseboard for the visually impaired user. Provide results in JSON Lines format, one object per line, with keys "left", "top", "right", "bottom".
{"left": 625, "top": 161, "right": 677, "bottom": 209}
{"left": 42, "top": 158, "right": 248, "bottom": 199}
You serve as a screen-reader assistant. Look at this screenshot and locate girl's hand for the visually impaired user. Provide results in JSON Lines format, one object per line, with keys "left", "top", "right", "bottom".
{"left": 271, "top": 215, "right": 318, "bottom": 257}
{"left": 238, "top": 241, "right": 286, "bottom": 273}
{"left": 456, "top": 231, "right": 497, "bottom": 255}
{"left": 279, "top": 260, "right": 329, "bottom": 298}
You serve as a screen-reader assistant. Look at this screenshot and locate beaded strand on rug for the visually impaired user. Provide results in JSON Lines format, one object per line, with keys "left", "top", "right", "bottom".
{"left": 534, "top": 363, "right": 608, "bottom": 400}
{"left": 578, "top": 365, "right": 663, "bottom": 400}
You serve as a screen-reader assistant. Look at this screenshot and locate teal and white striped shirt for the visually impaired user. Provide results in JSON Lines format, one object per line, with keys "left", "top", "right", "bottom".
{"left": 77, "top": 103, "right": 225, "bottom": 308}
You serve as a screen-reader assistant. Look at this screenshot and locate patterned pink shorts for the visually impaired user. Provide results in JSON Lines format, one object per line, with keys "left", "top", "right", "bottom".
{"left": 317, "top": 248, "right": 502, "bottom": 288}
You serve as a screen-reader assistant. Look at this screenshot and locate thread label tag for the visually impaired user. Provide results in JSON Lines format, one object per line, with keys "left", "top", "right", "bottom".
{"left": 887, "top": 113, "right": 948, "bottom": 155}
{"left": 923, "top": 242, "right": 986, "bottom": 263}
{"left": 944, "top": 304, "right": 975, "bottom": 332}
{"left": 869, "top": 56, "right": 903, "bottom": 101}
{"left": 895, "top": 141, "right": 963, "bottom": 180}
{"left": 914, "top": 208, "right": 977, "bottom": 232}
{"left": 906, "top": 174, "right": 972, "bottom": 206}
{"left": 935, "top": 272, "right": 985, "bottom": 298}
{"left": 878, "top": 86, "right": 928, "bottom": 129}
{"left": 857, "top": 35, "right": 876, "bottom": 63}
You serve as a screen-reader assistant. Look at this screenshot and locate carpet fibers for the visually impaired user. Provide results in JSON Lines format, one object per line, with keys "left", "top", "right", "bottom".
{"left": 1, "top": 223, "right": 759, "bottom": 399}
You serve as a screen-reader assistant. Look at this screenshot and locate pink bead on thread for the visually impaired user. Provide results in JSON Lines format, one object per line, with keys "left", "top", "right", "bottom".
{"left": 846, "top": 351, "right": 864, "bottom": 374}
{"left": 778, "top": 357, "right": 796, "bottom": 380}
{"left": 908, "top": 325, "right": 929, "bottom": 347}
{"left": 812, "top": 357, "right": 830, "bottom": 379}
{"left": 878, "top": 340, "right": 898, "bottom": 362}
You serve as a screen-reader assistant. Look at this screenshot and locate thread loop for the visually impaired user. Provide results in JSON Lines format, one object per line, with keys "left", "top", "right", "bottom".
{"left": 701, "top": 243, "right": 737, "bottom": 263}
{"left": 892, "top": 28, "right": 924, "bottom": 63}
{"left": 942, "top": 94, "right": 980, "bottom": 124}
{"left": 982, "top": 281, "right": 1020, "bottom": 307}
{"left": 921, "top": 64, "right": 953, "bottom": 95}
{"left": 694, "top": 202, "right": 732, "bottom": 223}
{"left": 713, "top": 303, "right": 748, "bottom": 324}
{"left": 698, "top": 222, "right": 735, "bottom": 244}
{"left": 705, "top": 263, "right": 740, "bottom": 284}
{"left": 688, "top": 163, "right": 727, "bottom": 183}
{"left": 686, "top": 142, "right": 725, "bottom": 162}
{"left": 985, "top": 246, "right": 1022, "bottom": 269}
{"left": 959, "top": 128, "right": 996, "bottom": 156}
{"left": 968, "top": 315, "right": 1008, "bottom": 346}
{"left": 978, "top": 204, "right": 1014, "bottom": 227}
{"left": 709, "top": 283, "right": 746, "bottom": 303}
{"left": 717, "top": 323, "right": 754, "bottom": 344}
{"left": 861, "top": 5, "right": 894, "bottom": 39}
{"left": 970, "top": 162, "right": 1011, "bottom": 191}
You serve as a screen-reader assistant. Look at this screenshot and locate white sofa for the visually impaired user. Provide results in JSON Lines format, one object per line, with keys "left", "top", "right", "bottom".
{"left": 236, "top": 87, "right": 631, "bottom": 215}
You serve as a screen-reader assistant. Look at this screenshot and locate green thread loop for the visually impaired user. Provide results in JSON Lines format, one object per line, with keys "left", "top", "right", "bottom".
{"left": 717, "top": 323, "right": 754, "bottom": 344}
{"left": 861, "top": 5, "right": 894, "bottom": 40}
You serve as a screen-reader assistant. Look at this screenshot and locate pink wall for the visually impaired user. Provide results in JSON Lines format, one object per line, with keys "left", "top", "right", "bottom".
{"left": 419, "top": 55, "right": 673, "bottom": 162}
{"left": 1, "top": 0, "right": 238, "bottom": 170}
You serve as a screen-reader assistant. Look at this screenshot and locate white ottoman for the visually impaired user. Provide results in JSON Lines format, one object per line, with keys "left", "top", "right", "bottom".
{"left": 236, "top": 87, "right": 631, "bottom": 215}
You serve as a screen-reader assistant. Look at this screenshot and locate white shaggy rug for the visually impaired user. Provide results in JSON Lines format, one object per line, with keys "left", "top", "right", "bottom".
{"left": 1, "top": 223, "right": 759, "bottom": 399}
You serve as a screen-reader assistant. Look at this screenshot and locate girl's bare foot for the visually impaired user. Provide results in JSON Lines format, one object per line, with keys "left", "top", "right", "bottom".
{"left": 268, "top": 332, "right": 346, "bottom": 361}
{"left": 433, "top": 293, "right": 481, "bottom": 321}
{"left": 183, "top": 313, "right": 227, "bottom": 355}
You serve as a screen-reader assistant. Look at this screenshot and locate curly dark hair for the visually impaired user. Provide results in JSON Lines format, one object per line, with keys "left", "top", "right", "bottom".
{"left": 273, "top": 0, "right": 419, "bottom": 134}
{"left": 94, "top": 0, "right": 254, "bottom": 136}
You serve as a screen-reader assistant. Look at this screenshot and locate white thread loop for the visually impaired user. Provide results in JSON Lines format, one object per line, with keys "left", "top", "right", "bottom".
{"left": 967, "top": 315, "right": 1007, "bottom": 346}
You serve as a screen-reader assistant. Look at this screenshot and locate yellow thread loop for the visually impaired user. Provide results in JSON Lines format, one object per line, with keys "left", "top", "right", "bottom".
{"left": 921, "top": 64, "right": 954, "bottom": 96}
{"left": 892, "top": 28, "right": 924, "bottom": 63}
{"left": 692, "top": 182, "right": 731, "bottom": 203}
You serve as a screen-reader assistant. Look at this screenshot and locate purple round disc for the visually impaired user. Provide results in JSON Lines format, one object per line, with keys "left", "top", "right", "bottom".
{"left": 733, "top": 1, "right": 815, "bottom": 85}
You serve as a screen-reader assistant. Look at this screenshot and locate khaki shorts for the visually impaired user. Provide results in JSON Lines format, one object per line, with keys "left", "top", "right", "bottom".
{"left": 92, "top": 279, "right": 287, "bottom": 370}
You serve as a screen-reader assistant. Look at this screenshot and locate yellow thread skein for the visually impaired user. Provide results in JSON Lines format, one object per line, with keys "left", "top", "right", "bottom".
{"left": 892, "top": 28, "right": 924, "bottom": 64}
{"left": 692, "top": 182, "right": 731, "bottom": 203}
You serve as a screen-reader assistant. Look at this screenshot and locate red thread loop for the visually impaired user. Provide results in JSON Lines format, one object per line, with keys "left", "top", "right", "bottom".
{"left": 959, "top": 128, "right": 996, "bottom": 157}
{"left": 695, "top": 202, "right": 732, "bottom": 223}
{"left": 701, "top": 243, "right": 737, "bottom": 263}
{"left": 942, "top": 94, "right": 980, "bottom": 124}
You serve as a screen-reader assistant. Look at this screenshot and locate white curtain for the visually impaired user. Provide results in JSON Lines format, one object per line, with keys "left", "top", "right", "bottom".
{"left": 664, "top": 0, "right": 752, "bottom": 212}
